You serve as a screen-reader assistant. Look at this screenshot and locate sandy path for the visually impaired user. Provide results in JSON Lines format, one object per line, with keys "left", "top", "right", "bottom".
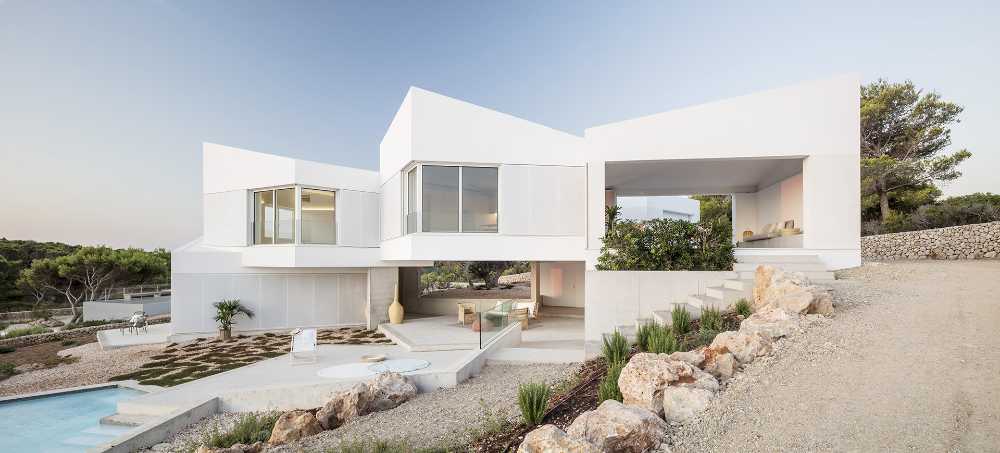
{"left": 672, "top": 260, "right": 1000, "bottom": 452}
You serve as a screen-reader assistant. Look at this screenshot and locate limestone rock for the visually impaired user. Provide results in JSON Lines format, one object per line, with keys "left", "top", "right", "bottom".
{"left": 517, "top": 424, "right": 600, "bottom": 453}
{"left": 618, "top": 353, "right": 718, "bottom": 416}
{"left": 701, "top": 349, "right": 736, "bottom": 382}
{"left": 666, "top": 349, "right": 705, "bottom": 367}
{"left": 662, "top": 386, "right": 714, "bottom": 422}
{"left": 753, "top": 265, "right": 833, "bottom": 315}
{"left": 567, "top": 400, "right": 668, "bottom": 453}
{"left": 708, "top": 331, "right": 772, "bottom": 365}
{"left": 739, "top": 306, "right": 803, "bottom": 339}
{"left": 316, "top": 382, "right": 374, "bottom": 429}
{"left": 368, "top": 372, "right": 417, "bottom": 412}
{"left": 267, "top": 410, "right": 322, "bottom": 444}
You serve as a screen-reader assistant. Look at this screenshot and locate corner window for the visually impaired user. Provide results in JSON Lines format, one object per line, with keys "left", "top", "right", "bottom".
{"left": 406, "top": 164, "right": 498, "bottom": 233}
{"left": 252, "top": 186, "right": 336, "bottom": 245}
{"left": 253, "top": 188, "right": 295, "bottom": 244}
{"left": 301, "top": 189, "right": 336, "bottom": 244}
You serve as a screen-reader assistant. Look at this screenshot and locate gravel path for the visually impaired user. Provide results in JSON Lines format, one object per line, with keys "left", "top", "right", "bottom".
{"left": 271, "top": 362, "right": 577, "bottom": 452}
{"left": 671, "top": 260, "right": 1000, "bottom": 452}
{"left": 0, "top": 341, "right": 164, "bottom": 396}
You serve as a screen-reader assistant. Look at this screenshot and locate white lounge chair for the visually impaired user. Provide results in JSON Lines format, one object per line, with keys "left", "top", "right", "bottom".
{"left": 289, "top": 328, "right": 318, "bottom": 365}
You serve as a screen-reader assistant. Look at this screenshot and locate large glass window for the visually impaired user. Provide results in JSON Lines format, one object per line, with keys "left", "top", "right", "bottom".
{"left": 422, "top": 165, "right": 460, "bottom": 232}
{"left": 301, "top": 189, "right": 336, "bottom": 244}
{"left": 406, "top": 167, "right": 418, "bottom": 234}
{"left": 253, "top": 190, "right": 274, "bottom": 244}
{"left": 253, "top": 187, "right": 298, "bottom": 244}
{"left": 462, "top": 167, "right": 499, "bottom": 232}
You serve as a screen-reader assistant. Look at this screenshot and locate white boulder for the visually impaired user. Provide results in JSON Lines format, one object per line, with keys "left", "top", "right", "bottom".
{"left": 708, "top": 331, "right": 772, "bottom": 365}
{"left": 618, "top": 353, "right": 718, "bottom": 416}
{"left": 662, "top": 386, "right": 715, "bottom": 423}
{"left": 567, "top": 400, "right": 668, "bottom": 453}
{"left": 517, "top": 424, "right": 600, "bottom": 453}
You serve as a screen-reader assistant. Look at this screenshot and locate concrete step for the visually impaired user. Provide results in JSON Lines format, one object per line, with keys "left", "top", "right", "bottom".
{"left": 705, "top": 286, "right": 747, "bottom": 304}
{"left": 488, "top": 347, "right": 585, "bottom": 364}
{"left": 687, "top": 294, "right": 728, "bottom": 311}
{"left": 653, "top": 304, "right": 702, "bottom": 327}
{"left": 723, "top": 279, "right": 754, "bottom": 291}
{"left": 613, "top": 325, "right": 636, "bottom": 342}
{"left": 738, "top": 270, "right": 835, "bottom": 281}
{"left": 734, "top": 262, "right": 828, "bottom": 272}
{"left": 736, "top": 254, "right": 823, "bottom": 264}
{"left": 100, "top": 412, "right": 159, "bottom": 427}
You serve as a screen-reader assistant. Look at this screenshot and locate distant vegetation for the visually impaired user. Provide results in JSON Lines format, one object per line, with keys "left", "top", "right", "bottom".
{"left": 0, "top": 238, "right": 170, "bottom": 317}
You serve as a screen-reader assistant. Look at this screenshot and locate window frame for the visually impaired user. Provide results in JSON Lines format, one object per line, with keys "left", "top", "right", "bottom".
{"left": 403, "top": 162, "right": 500, "bottom": 235}
{"left": 249, "top": 184, "right": 339, "bottom": 246}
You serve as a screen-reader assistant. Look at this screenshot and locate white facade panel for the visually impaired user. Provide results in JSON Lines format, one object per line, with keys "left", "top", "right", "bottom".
{"left": 336, "top": 190, "right": 364, "bottom": 247}
{"left": 361, "top": 191, "right": 380, "bottom": 246}
{"left": 203, "top": 190, "right": 248, "bottom": 246}
{"left": 285, "top": 275, "right": 315, "bottom": 327}
{"left": 500, "top": 165, "right": 586, "bottom": 236}
{"left": 380, "top": 173, "right": 402, "bottom": 241}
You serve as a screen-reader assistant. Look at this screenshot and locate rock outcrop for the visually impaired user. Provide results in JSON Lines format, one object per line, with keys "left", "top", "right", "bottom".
{"left": 661, "top": 386, "right": 715, "bottom": 423}
{"left": 267, "top": 410, "right": 323, "bottom": 444}
{"left": 618, "top": 353, "right": 718, "bottom": 416}
{"left": 368, "top": 371, "right": 418, "bottom": 412}
{"left": 517, "top": 424, "right": 601, "bottom": 453}
{"left": 753, "top": 266, "right": 833, "bottom": 315}
{"left": 739, "top": 306, "right": 803, "bottom": 339}
{"left": 566, "top": 400, "right": 668, "bottom": 453}
{"left": 708, "top": 331, "right": 772, "bottom": 365}
{"left": 700, "top": 348, "right": 736, "bottom": 382}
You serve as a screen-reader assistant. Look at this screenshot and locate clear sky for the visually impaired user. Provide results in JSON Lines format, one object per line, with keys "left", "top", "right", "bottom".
{"left": 1, "top": 1, "right": 998, "bottom": 249}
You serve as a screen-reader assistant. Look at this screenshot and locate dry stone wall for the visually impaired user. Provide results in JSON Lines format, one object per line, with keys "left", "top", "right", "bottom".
{"left": 861, "top": 221, "right": 1000, "bottom": 260}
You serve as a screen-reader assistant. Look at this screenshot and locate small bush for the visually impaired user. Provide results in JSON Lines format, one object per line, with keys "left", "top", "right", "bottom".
{"left": 635, "top": 321, "right": 657, "bottom": 352}
{"left": 680, "top": 329, "right": 719, "bottom": 351}
{"left": 598, "top": 362, "right": 624, "bottom": 402}
{"left": 64, "top": 319, "right": 122, "bottom": 330}
{"left": 700, "top": 308, "right": 723, "bottom": 332}
{"left": 202, "top": 412, "right": 280, "bottom": 448}
{"left": 647, "top": 326, "right": 678, "bottom": 354}
{"left": 0, "top": 346, "right": 15, "bottom": 354}
{"left": 0, "top": 362, "right": 15, "bottom": 376}
{"left": 3, "top": 325, "right": 51, "bottom": 338}
{"left": 327, "top": 440, "right": 444, "bottom": 453}
{"left": 734, "top": 299, "right": 753, "bottom": 317}
{"left": 31, "top": 307, "right": 51, "bottom": 320}
{"left": 517, "top": 382, "right": 551, "bottom": 426}
{"left": 671, "top": 306, "right": 691, "bottom": 335}
{"left": 601, "top": 330, "right": 630, "bottom": 368}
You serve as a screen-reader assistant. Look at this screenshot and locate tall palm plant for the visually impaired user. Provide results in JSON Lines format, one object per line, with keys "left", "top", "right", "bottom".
{"left": 213, "top": 299, "right": 254, "bottom": 340}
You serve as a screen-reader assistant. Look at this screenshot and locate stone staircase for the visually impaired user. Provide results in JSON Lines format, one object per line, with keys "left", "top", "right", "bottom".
{"left": 615, "top": 254, "right": 834, "bottom": 336}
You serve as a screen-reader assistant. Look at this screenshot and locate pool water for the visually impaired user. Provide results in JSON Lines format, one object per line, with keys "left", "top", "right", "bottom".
{"left": 0, "top": 386, "right": 143, "bottom": 452}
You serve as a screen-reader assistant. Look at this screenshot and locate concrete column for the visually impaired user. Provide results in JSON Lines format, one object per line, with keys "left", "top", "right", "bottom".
{"left": 530, "top": 261, "right": 541, "bottom": 317}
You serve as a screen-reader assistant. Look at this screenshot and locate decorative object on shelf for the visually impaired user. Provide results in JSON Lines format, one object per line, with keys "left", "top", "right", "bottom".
{"left": 742, "top": 230, "right": 754, "bottom": 240}
{"left": 510, "top": 307, "right": 530, "bottom": 329}
{"left": 457, "top": 303, "right": 476, "bottom": 325}
{"left": 388, "top": 283, "right": 404, "bottom": 324}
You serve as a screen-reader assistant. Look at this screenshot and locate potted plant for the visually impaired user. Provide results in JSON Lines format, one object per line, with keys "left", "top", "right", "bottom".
{"left": 213, "top": 299, "right": 254, "bottom": 340}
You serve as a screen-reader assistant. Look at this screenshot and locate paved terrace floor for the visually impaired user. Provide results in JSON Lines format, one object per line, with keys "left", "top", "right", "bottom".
{"left": 119, "top": 344, "right": 468, "bottom": 415}
{"left": 380, "top": 314, "right": 584, "bottom": 352}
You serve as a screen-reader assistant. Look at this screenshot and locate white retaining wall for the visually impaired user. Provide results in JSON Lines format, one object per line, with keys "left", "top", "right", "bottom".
{"left": 584, "top": 270, "right": 737, "bottom": 342}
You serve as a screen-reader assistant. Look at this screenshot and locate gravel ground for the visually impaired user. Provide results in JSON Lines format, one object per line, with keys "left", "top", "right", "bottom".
{"left": 0, "top": 341, "right": 164, "bottom": 396}
{"left": 272, "top": 362, "right": 577, "bottom": 452}
{"left": 670, "top": 260, "right": 1000, "bottom": 452}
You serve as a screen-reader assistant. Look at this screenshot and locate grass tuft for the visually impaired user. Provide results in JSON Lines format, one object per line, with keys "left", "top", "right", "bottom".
{"left": 635, "top": 321, "right": 656, "bottom": 352}
{"left": 598, "top": 362, "right": 624, "bottom": 402}
{"left": 517, "top": 382, "right": 551, "bottom": 426}
{"left": 671, "top": 306, "right": 691, "bottom": 335}
{"left": 202, "top": 412, "right": 280, "bottom": 448}
{"left": 734, "top": 298, "right": 753, "bottom": 317}
{"left": 700, "top": 308, "right": 723, "bottom": 332}
{"left": 647, "top": 325, "right": 678, "bottom": 354}
{"left": 0, "top": 346, "right": 15, "bottom": 354}
{"left": 601, "top": 330, "right": 630, "bottom": 368}
{"left": 0, "top": 362, "right": 15, "bottom": 377}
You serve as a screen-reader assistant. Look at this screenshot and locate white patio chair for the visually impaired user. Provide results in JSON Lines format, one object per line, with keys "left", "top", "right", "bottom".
{"left": 289, "top": 328, "right": 318, "bottom": 365}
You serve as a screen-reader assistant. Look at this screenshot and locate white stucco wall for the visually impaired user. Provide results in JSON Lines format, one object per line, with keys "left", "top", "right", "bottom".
{"left": 500, "top": 165, "right": 586, "bottom": 236}
{"left": 203, "top": 190, "right": 248, "bottom": 246}
{"left": 539, "top": 261, "right": 585, "bottom": 308}
{"left": 584, "top": 270, "right": 738, "bottom": 342}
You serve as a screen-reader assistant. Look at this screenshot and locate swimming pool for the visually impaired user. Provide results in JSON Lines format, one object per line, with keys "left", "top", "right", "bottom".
{"left": 0, "top": 386, "right": 144, "bottom": 452}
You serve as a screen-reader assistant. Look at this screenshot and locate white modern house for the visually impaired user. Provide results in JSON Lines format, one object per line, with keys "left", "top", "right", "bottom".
{"left": 172, "top": 74, "right": 860, "bottom": 346}
{"left": 617, "top": 196, "right": 700, "bottom": 222}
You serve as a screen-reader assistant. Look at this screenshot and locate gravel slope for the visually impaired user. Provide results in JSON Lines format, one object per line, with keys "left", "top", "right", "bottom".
{"left": 671, "top": 260, "right": 1000, "bottom": 452}
{"left": 0, "top": 341, "right": 163, "bottom": 396}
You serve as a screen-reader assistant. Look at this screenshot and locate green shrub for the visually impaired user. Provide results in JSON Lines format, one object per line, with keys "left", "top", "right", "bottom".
{"left": 0, "top": 346, "right": 14, "bottom": 354}
{"left": 635, "top": 321, "right": 657, "bottom": 352}
{"left": 31, "top": 307, "right": 51, "bottom": 320}
{"left": 202, "top": 412, "right": 280, "bottom": 448}
{"left": 700, "top": 308, "right": 723, "bottom": 332}
{"left": 598, "top": 362, "right": 624, "bottom": 402}
{"left": 647, "top": 326, "right": 678, "bottom": 354}
{"left": 734, "top": 299, "right": 753, "bottom": 317}
{"left": 61, "top": 340, "right": 77, "bottom": 347}
{"left": 0, "top": 362, "right": 15, "bottom": 376}
{"left": 596, "top": 216, "right": 735, "bottom": 271}
{"left": 680, "top": 329, "right": 719, "bottom": 351}
{"left": 64, "top": 319, "right": 122, "bottom": 330}
{"left": 671, "top": 306, "right": 691, "bottom": 335}
{"left": 601, "top": 330, "right": 630, "bottom": 368}
{"left": 517, "top": 382, "right": 551, "bottom": 426}
{"left": 3, "top": 325, "right": 51, "bottom": 338}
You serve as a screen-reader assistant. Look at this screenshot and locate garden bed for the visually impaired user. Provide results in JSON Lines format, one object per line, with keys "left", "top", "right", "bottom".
{"left": 110, "top": 327, "right": 392, "bottom": 387}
